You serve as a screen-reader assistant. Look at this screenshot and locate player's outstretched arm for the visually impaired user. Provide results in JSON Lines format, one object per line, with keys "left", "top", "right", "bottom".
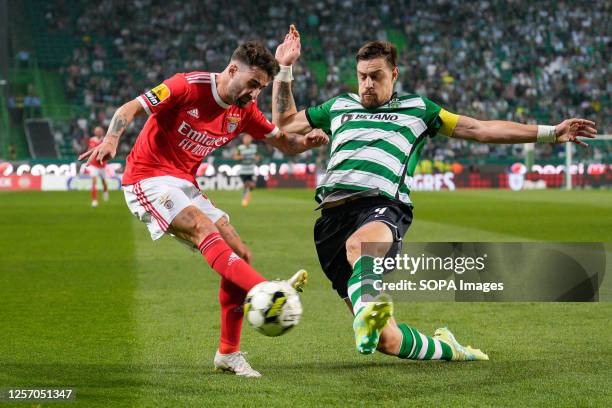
{"left": 450, "top": 114, "right": 597, "bottom": 147}
{"left": 272, "top": 25, "right": 312, "bottom": 135}
{"left": 265, "top": 129, "right": 328, "bottom": 156}
{"left": 78, "top": 98, "right": 145, "bottom": 164}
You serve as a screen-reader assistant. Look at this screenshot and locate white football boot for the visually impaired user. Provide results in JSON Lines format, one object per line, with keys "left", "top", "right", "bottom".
{"left": 91, "top": 199, "right": 98, "bottom": 208}
{"left": 103, "top": 191, "right": 109, "bottom": 202}
{"left": 213, "top": 350, "right": 262, "bottom": 378}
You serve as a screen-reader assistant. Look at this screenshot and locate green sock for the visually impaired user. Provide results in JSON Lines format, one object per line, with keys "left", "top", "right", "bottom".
{"left": 397, "top": 323, "right": 453, "bottom": 360}
{"left": 347, "top": 256, "right": 381, "bottom": 316}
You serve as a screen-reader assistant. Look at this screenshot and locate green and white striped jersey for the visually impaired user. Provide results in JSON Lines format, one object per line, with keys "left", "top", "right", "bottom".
{"left": 306, "top": 92, "right": 445, "bottom": 205}
{"left": 236, "top": 143, "right": 258, "bottom": 175}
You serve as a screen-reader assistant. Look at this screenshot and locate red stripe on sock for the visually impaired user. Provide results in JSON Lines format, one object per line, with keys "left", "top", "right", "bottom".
{"left": 198, "top": 232, "right": 222, "bottom": 253}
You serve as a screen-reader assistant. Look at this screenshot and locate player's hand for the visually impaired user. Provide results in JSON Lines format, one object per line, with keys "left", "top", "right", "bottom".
{"left": 275, "top": 24, "right": 301, "bottom": 66}
{"left": 78, "top": 139, "right": 118, "bottom": 164}
{"left": 554, "top": 118, "right": 597, "bottom": 147}
{"left": 304, "top": 128, "right": 329, "bottom": 148}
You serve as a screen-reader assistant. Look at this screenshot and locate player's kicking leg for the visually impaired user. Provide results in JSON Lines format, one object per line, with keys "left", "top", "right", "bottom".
{"left": 170, "top": 206, "right": 306, "bottom": 377}
{"left": 170, "top": 205, "right": 305, "bottom": 294}
{"left": 124, "top": 176, "right": 307, "bottom": 378}
{"left": 345, "top": 221, "right": 488, "bottom": 361}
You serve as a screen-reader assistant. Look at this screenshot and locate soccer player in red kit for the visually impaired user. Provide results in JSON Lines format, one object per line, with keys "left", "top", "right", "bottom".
{"left": 79, "top": 42, "right": 328, "bottom": 377}
{"left": 87, "top": 126, "right": 109, "bottom": 207}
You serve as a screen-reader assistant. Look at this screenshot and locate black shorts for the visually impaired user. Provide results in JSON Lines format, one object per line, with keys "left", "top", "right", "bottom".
{"left": 240, "top": 174, "right": 256, "bottom": 183}
{"left": 313, "top": 196, "right": 413, "bottom": 299}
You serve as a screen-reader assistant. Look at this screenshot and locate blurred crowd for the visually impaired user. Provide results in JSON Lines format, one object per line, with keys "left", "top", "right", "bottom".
{"left": 41, "top": 0, "right": 609, "bottom": 164}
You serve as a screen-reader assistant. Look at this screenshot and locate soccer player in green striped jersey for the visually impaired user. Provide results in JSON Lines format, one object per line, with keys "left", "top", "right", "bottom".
{"left": 234, "top": 133, "right": 259, "bottom": 207}
{"left": 272, "top": 26, "right": 597, "bottom": 362}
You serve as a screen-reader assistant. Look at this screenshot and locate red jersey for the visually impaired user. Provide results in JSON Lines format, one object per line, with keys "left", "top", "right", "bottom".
{"left": 88, "top": 137, "right": 107, "bottom": 168}
{"left": 122, "top": 72, "right": 279, "bottom": 186}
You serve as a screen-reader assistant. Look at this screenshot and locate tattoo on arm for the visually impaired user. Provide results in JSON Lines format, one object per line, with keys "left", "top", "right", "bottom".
{"left": 285, "top": 136, "right": 302, "bottom": 155}
{"left": 112, "top": 115, "right": 127, "bottom": 133}
{"left": 275, "top": 82, "right": 295, "bottom": 114}
{"left": 278, "top": 132, "right": 305, "bottom": 155}
{"left": 106, "top": 112, "right": 128, "bottom": 143}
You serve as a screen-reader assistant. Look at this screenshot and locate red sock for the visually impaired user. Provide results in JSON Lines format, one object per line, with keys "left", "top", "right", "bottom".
{"left": 91, "top": 179, "right": 97, "bottom": 200}
{"left": 218, "top": 277, "right": 246, "bottom": 354}
{"left": 198, "top": 232, "right": 266, "bottom": 292}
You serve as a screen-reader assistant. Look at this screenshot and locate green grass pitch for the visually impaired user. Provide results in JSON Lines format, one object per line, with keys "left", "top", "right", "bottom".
{"left": 1, "top": 189, "right": 611, "bottom": 407}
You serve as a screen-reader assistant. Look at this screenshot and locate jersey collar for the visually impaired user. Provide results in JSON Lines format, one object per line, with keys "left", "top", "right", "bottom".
{"left": 210, "top": 74, "right": 230, "bottom": 109}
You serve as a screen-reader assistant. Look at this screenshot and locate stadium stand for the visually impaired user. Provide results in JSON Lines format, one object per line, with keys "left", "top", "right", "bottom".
{"left": 24, "top": 118, "right": 58, "bottom": 158}
{"left": 2, "top": 0, "right": 610, "bottom": 164}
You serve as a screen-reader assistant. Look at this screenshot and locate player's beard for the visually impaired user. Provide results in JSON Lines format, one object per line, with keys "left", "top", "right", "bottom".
{"left": 360, "top": 92, "right": 383, "bottom": 109}
{"left": 227, "top": 81, "right": 250, "bottom": 108}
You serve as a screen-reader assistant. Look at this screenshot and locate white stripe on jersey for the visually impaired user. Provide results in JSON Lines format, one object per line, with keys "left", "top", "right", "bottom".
{"left": 186, "top": 73, "right": 210, "bottom": 80}
{"left": 330, "top": 127, "right": 413, "bottom": 154}
{"left": 330, "top": 98, "right": 364, "bottom": 112}
{"left": 137, "top": 95, "right": 152, "bottom": 115}
{"left": 327, "top": 145, "right": 404, "bottom": 175}
{"left": 318, "top": 169, "right": 397, "bottom": 197}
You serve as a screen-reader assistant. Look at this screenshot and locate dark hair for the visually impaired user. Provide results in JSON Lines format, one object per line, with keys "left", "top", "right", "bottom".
{"left": 231, "top": 41, "right": 280, "bottom": 79}
{"left": 355, "top": 41, "right": 398, "bottom": 68}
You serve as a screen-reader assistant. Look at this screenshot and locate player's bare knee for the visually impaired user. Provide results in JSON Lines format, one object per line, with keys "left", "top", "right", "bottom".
{"left": 346, "top": 235, "right": 390, "bottom": 264}
{"left": 173, "top": 206, "right": 217, "bottom": 245}
{"left": 345, "top": 236, "right": 364, "bottom": 263}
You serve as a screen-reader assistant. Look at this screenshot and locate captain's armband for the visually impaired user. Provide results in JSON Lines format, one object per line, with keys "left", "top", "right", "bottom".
{"left": 438, "top": 109, "right": 460, "bottom": 137}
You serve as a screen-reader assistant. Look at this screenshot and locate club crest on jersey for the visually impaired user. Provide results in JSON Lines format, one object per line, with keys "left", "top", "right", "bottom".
{"left": 226, "top": 115, "right": 241, "bottom": 133}
{"left": 144, "top": 83, "right": 170, "bottom": 106}
{"left": 158, "top": 194, "right": 174, "bottom": 209}
{"left": 388, "top": 98, "right": 401, "bottom": 109}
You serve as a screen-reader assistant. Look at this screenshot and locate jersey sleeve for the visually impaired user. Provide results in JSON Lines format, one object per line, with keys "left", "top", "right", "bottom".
{"left": 242, "top": 105, "right": 279, "bottom": 140}
{"left": 137, "top": 74, "right": 194, "bottom": 115}
{"left": 422, "top": 97, "right": 459, "bottom": 137}
{"left": 305, "top": 97, "right": 336, "bottom": 134}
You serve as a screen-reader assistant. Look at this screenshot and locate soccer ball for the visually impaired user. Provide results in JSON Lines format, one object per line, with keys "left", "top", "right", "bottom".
{"left": 244, "top": 280, "right": 302, "bottom": 337}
